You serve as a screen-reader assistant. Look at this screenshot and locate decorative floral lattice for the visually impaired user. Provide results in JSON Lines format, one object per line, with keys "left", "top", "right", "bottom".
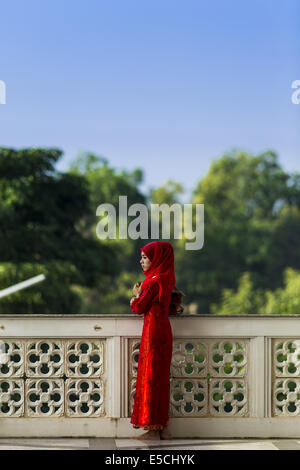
{"left": 129, "top": 340, "right": 140, "bottom": 378}
{"left": 66, "top": 340, "right": 104, "bottom": 377}
{"left": 0, "top": 379, "right": 24, "bottom": 417}
{"left": 65, "top": 378, "right": 104, "bottom": 416}
{"left": 210, "top": 379, "right": 247, "bottom": 416}
{"left": 273, "top": 379, "right": 300, "bottom": 416}
{"left": 26, "top": 340, "right": 64, "bottom": 377}
{"left": 25, "top": 379, "right": 64, "bottom": 417}
{"left": 171, "top": 341, "right": 207, "bottom": 377}
{"left": 0, "top": 341, "right": 24, "bottom": 377}
{"left": 170, "top": 378, "right": 208, "bottom": 416}
{"left": 209, "top": 341, "right": 247, "bottom": 377}
{"left": 274, "top": 340, "right": 300, "bottom": 377}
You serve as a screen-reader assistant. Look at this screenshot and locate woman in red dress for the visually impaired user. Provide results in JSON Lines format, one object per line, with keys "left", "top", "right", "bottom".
{"left": 130, "top": 241, "right": 175, "bottom": 440}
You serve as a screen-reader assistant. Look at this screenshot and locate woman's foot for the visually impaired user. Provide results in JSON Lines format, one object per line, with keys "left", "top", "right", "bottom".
{"left": 131, "top": 430, "right": 161, "bottom": 440}
{"left": 159, "top": 426, "right": 172, "bottom": 440}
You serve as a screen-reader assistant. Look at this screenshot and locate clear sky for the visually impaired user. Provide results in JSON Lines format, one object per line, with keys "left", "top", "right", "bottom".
{"left": 0, "top": 0, "right": 299, "bottom": 202}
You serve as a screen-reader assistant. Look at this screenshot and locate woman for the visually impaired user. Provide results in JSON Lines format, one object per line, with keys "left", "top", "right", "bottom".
{"left": 129, "top": 241, "right": 175, "bottom": 440}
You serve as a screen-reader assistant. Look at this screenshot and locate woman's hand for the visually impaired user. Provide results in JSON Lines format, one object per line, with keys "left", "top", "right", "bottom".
{"left": 132, "top": 282, "right": 142, "bottom": 297}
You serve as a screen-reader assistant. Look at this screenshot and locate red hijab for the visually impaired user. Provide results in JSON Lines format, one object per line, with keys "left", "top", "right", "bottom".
{"left": 140, "top": 241, "right": 176, "bottom": 302}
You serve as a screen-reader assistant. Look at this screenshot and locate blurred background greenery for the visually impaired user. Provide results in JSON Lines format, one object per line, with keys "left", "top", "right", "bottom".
{"left": 1, "top": 145, "right": 300, "bottom": 315}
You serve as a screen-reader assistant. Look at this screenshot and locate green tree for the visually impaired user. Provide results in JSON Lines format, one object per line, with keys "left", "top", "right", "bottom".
{"left": 262, "top": 268, "right": 300, "bottom": 315}
{"left": 210, "top": 272, "right": 265, "bottom": 315}
{"left": 68, "top": 151, "right": 147, "bottom": 314}
{"left": 0, "top": 147, "right": 117, "bottom": 314}
{"left": 175, "top": 149, "right": 300, "bottom": 314}
{"left": 149, "top": 179, "right": 184, "bottom": 205}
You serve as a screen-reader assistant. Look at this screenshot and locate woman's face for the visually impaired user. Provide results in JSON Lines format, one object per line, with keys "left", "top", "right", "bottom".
{"left": 140, "top": 251, "right": 151, "bottom": 271}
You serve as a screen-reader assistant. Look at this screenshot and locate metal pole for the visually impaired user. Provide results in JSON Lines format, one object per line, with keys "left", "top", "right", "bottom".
{"left": 0, "top": 274, "right": 46, "bottom": 299}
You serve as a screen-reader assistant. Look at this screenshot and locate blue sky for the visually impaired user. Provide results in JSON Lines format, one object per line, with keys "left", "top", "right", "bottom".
{"left": 0, "top": 0, "right": 299, "bottom": 202}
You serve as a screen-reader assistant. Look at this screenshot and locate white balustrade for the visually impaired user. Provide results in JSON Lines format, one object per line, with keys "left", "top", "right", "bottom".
{"left": 0, "top": 314, "right": 300, "bottom": 437}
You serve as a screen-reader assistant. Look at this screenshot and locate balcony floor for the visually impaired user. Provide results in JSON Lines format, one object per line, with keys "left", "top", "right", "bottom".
{"left": 0, "top": 437, "right": 300, "bottom": 450}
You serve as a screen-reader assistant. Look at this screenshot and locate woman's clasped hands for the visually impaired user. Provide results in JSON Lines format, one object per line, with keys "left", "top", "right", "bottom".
{"left": 132, "top": 282, "right": 142, "bottom": 297}
{"left": 130, "top": 282, "right": 142, "bottom": 306}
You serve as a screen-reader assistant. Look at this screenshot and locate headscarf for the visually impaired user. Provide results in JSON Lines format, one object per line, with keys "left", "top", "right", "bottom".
{"left": 140, "top": 241, "right": 176, "bottom": 302}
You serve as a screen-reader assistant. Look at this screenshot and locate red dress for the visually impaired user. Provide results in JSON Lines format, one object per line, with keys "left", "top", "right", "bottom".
{"left": 130, "top": 279, "right": 173, "bottom": 430}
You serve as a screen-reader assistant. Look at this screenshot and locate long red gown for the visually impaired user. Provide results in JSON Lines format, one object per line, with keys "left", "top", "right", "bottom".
{"left": 130, "top": 280, "right": 173, "bottom": 430}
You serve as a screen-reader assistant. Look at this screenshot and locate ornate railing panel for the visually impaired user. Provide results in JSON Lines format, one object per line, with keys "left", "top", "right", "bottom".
{"left": 129, "top": 338, "right": 249, "bottom": 418}
{"left": 0, "top": 338, "right": 105, "bottom": 418}
{"left": 273, "top": 339, "right": 300, "bottom": 416}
